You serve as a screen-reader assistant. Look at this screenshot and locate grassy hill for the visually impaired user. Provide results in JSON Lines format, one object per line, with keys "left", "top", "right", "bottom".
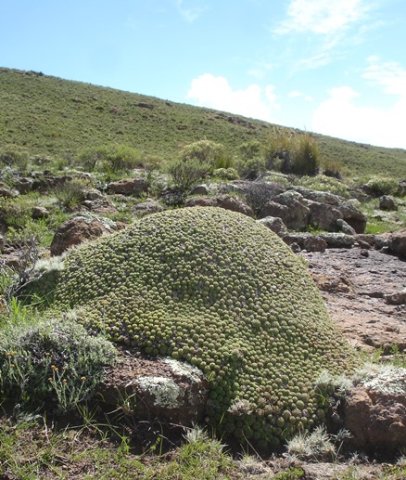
{"left": 1, "top": 67, "right": 405, "bottom": 179}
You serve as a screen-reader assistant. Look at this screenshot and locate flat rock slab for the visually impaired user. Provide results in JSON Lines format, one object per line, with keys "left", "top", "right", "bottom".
{"left": 302, "top": 248, "right": 406, "bottom": 352}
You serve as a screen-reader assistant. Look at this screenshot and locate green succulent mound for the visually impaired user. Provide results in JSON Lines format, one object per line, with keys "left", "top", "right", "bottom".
{"left": 53, "top": 207, "right": 355, "bottom": 447}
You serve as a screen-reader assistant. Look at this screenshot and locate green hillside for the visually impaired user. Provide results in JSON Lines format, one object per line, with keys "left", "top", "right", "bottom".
{"left": 0, "top": 67, "right": 405, "bottom": 178}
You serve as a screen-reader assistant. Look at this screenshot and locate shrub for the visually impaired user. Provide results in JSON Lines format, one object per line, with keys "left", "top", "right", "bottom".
{"left": 363, "top": 176, "right": 399, "bottom": 197}
{"left": 180, "top": 140, "right": 233, "bottom": 170}
{"left": 236, "top": 156, "right": 266, "bottom": 180}
{"left": 238, "top": 140, "right": 262, "bottom": 160}
{"left": 78, "top": 144, "right": 143, "bottom": 173}
{"left": 0, "top": 318, "right": 116, "bottom": 412}
{"left": 166, "top": 157, "right": 209, "bottom": 192}
{"left": 263, "top": 132, "right": 320, "bottom": 176}
{"left": 54, "top": 180, "right": 86, "bottom": 210}
{"left": 0, "top": 145, "right": 29, "bottom": 171}
{"left": 244, "top": 181, "right": 279, "bottom": 216}
{"left": 291, "top": 134, "right": 319, "bottom": 176}
{"left": 263, "top": 130, "right": 294, "bottom": 171}
{"left": 213, "top": 167, "right": 239, "bottom": 181}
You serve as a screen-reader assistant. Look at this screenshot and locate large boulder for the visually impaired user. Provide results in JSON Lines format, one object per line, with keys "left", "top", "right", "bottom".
{"left": 337, "top": 200, "right": 367, "bottom": 234}
{"left": 261, "top": 191, "right": 310, "bottom": 230}
{"left": 343, "top": 367, "right": 406, "bottom": 455}
{"left": 307, "top": 201, "right": 343, "bottom": 231}
{"left": 49, "top": 207, "right": 356, "bottom": 448}
{"left": 50, "top": 215, "right": 121, "bottom": 256}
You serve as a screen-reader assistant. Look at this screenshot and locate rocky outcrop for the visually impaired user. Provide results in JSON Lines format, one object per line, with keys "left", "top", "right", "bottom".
{"left": 99, "top": 354, "right": 208, "bottom": 425}
{"left": 50, "top": 215, "right": 121, "bottom": 256}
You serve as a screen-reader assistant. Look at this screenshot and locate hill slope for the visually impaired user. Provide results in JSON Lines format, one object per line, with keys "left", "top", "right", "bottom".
{"left": 1, "top": 67, "right": 405, "bottom": 178}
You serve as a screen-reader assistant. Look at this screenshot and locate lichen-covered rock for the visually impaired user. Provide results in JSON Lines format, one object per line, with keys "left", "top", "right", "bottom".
{"left": 100, "top": 354, "right": 208, "bottom": 425}
{"left": 50, "top": 207, "right": 356, "bottom": 447}
{"left": 343, "top": 366, "right": 406, "bottom": 454}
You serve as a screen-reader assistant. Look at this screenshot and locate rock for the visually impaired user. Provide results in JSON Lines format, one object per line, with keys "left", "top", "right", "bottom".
{"left": 293, "top": 187, "right": 341, "bottom": 206}
{"left": 31, "top": 206, "right": 49, "bottom": 219}
{"left": 132, "top": 200, "right": 164, "bottom": 217}
{"left": 385, "top": 289, "right": 406, "bottom": 305}
{"left": 259, "top": 200, "right": 289, "bottom": 221}
{"left": 50, "top": 215, "right": 119, "bottom": 256}
{"left": 186, "top": 195, "right": 254, "bottom": 217}
{"left": 0, "top": 184, "right": 19, "bottom": 197}
{"left": 257, "top": 216, "right": 287, "bottom": 236}
{"left": 31, "top": 173, "right": 72, "bottom": 192}
{"left": 99, "top": 354, "right": 208, "bottom": 426}
{"left": 282, "top": 232, "right": 313, "bottom": 247}
{"left": 302, "top": 248, "right": 406, "bottom": 352}
{"left": 106, "top": 178, "right": 148, "bottom": 196}
{"left": 379, "top": 195, "right": 398, "bottom": 211}
{"left": 190, "top": 184, "right": 209, "bottom": 195}
{"left": 303, "top": 236, "right": 328, "bottom": 253}
{"left": 262, "top": 191, "right": 310, "bottom": 230}
{"left": 356, "top": 234, "right": 391, "bottom": 251}
{"left": 389, "top": 230, "right": 406, "bottom": 259}
{"left": 343, "top": 368, "right": 406, "bottom": 454}
{"left": 85, "top": 188, "right": 104, "bottom": 201}
{"left": 338, "top": 200, "right": 367, "bottom": 233}
{"left": 398, "top": 179, "right": 406, "bottom": 197}
{"left": 319, "top": 233, "right": 355, "bottom": 249}
{"left": 307, "top": 201, "right": 343, "bottom": 231}
{"left": 283, "top": 233, "right": 327, "bottom": 252}
{"left": 290, "top": 242, "right": 301, "bottom": 253}
{"left": 14, "top": 177, "right": 34, "bottom": 194}
{"left": 336, "top": 218, "right": 356, "bottom": 235}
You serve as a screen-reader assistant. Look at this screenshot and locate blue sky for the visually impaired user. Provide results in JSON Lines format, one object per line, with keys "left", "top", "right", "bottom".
{"left": 1, "top": 0, "right": 406, "bottom": 149}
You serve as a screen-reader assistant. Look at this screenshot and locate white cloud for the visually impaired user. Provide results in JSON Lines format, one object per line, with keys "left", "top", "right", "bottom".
{"left": 363, "top": 57, "right": 406, "bottom": 96}
{"left": 276, "top": 0, "right": 368, "bottom": 35}
{"left": 288, "top": 90, "right": 313, "bottom": 102}
{"left": 175, "top": 0, "right": 204, "bottom": 23}
{"left": 312, "top": 84, "right": 406, "bottom": 149}
{"left": 187, "top": 73, "right": 279, "bottom": 122}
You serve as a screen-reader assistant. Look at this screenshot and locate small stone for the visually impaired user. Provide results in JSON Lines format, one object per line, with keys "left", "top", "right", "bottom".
{"left": 379, "top": 195, "right": 397, "bottom": 211}
{"left": 32, "top": 206, "right": 49, "bottom": 219}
